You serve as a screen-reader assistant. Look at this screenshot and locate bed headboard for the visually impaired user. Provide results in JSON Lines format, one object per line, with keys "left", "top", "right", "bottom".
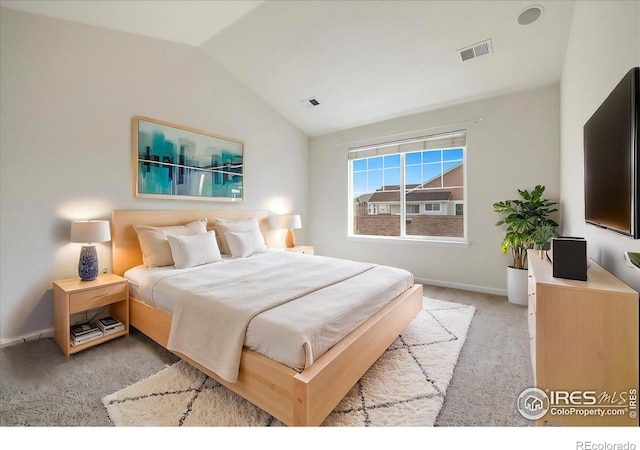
{"left": 111, "top": 210, "right": 270, "bottom": 276}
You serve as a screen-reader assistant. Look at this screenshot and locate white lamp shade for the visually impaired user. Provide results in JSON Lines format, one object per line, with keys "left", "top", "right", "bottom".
{"left": 70, "top": 220, "right": 111, "bottom": 243}
{"left": 280, "top": 214, "right": 302, "bottom": 230}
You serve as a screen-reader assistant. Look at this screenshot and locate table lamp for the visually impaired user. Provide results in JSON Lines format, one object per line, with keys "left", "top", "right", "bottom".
{"left": 280, "top": 214, "right": 302, "bottom": 248}
{"left": 70, "top": 220, "right": 111, "bottom": 281}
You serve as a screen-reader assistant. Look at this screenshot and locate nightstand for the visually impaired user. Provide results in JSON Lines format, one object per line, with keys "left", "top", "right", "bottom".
{"left": 53, "top": 274, "right": 129, "bottom": 355}
{"left": 286, "top": 246, "right": 314, "bottom": 255}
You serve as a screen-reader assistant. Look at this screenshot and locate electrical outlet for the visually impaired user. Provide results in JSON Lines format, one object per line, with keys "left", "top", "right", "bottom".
{"left": 102, "top": 268, "right": 107, "bottom": 274}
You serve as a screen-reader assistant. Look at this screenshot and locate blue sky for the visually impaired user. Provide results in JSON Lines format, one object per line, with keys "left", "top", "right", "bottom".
{"left": 352, "top": 148, "right": 463, "bottom": 195}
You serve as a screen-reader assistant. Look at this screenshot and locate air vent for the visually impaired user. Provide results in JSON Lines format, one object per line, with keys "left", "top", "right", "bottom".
{"left": 457, "top": 39, "right": 493, "bottom": 62}
{"left": 299, "top": 96, "right": 320, "bottom": 108}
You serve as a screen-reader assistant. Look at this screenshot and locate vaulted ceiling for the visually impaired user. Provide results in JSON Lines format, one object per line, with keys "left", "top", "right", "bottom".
{"left": 0, "top": 0, "right": 576, "bottom": 136}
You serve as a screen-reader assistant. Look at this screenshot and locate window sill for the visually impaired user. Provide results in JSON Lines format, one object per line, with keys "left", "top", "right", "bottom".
{"left": 347, "top": 235, "right": 470, "bottom": 248}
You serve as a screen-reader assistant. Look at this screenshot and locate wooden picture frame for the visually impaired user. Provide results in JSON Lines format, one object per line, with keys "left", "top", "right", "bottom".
{"left": 133, "top": 116, "right": 244, "bottom": 202}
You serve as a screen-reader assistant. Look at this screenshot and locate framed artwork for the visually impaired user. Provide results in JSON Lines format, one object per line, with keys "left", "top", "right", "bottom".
{"left": 133, "top": 116, "right": 244, "bottom": 202}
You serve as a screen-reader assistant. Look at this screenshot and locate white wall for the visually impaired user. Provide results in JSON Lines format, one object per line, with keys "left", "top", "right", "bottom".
{"left": 0, "top": 9, "right": 309, "bottom": 342}
{"left": 560, "top": 1, "right": 640, "bottom": 292}
{"left": 309, "top": 85, "right": 561, "bottom": 294}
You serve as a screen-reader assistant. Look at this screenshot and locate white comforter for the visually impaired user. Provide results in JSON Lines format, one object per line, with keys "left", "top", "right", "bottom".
{"left": 128, "top": 251, "right": 414, "bottom": 383}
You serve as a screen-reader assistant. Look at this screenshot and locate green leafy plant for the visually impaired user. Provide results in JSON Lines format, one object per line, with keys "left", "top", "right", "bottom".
{"left": 531, "top": 223, "right": 559, "bottom": 250}
{"left": 493, "top": 185, "right": 558, "bottom": 270}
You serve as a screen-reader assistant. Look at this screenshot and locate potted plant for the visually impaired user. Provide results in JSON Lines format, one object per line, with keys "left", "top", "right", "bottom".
{"left": 531, "top": 223, "right": 559, "bottom": 257}
{"left": 493, "top": 185, "right": 558, "bottom": 304}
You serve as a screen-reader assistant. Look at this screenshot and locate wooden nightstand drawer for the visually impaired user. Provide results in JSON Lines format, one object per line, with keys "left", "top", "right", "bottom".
{"left": 69, "top": 283, "right": 126, "bottom": 314}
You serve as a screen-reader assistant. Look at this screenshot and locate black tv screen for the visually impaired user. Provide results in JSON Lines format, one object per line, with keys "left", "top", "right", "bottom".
{"left": 584, "top": 67, "right": 639, "bottom": 239}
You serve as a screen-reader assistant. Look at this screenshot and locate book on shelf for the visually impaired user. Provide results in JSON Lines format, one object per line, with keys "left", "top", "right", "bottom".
{"left": 101, "top": 324, "right": 125, "bottom": 334}
{"left": 95, "top": 316, "right": 124, "bottom": 332}
{"left": 71, "top": 322, "right": 100, "bottom": 337}
{"left": 70, "top": 330, "right": 103, "bottom": 345}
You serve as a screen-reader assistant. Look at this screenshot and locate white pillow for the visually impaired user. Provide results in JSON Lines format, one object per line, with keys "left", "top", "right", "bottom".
{"left": 133, "top": 218, "right": 207, "bottom": 267}
{"left": 225, "top": 229, "right": 268, "bottom": 258}
{"left": 167, "top": 231, "right": 222, "bottom": 269}
{"left": 215, "top": 218, "right": 261, "bottom": 254}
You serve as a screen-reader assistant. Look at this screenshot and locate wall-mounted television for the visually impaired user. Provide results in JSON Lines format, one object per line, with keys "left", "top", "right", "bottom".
{"left": 584, "top": 66, "right": 639, "bottom": 239}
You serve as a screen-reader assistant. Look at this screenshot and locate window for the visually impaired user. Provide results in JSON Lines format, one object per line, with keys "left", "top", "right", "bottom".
{"left": 424, "top": 203, "right": 441, "bottom": 212}
{"left": 349, "top": 129, "right": 466, "bottom": 240}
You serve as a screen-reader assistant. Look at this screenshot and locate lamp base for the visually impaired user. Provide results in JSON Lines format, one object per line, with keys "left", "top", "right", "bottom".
{"left": 285, "top": 229, "right": 296, "bottom": 248}
{"left": 78, "top": 245, "right": 99, "bottom": 281}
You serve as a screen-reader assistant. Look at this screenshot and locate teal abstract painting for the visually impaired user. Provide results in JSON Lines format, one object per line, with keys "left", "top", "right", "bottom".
{"left": 133, "top": 116, "right": 244, "bottom": 202}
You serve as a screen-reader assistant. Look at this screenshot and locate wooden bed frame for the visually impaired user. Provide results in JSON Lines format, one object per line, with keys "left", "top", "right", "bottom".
{"left": 112, "top": 209, "right": 423, "bottom": 426}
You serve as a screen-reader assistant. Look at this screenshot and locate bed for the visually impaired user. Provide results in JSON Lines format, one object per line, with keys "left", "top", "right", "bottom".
{"left": 112, "top": 209, "right": 423, "bottom": 426}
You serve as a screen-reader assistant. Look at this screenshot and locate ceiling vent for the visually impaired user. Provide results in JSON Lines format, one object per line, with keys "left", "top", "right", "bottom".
{"left": 457, "top": 39, "right": 493, "bottom": 63}
{"left": 299, "top": 96, "right": 320, "bottom": 108}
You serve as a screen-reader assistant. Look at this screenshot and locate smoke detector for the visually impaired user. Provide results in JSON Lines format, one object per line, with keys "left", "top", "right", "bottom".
{"left": 518, "top": 5, "right": 544, "bottom": 25}
{"left": 457, "top": 39, "right": 493, "bottom": 63}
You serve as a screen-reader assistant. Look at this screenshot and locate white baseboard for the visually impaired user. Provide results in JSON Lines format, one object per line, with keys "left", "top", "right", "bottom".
{"left": 415, "top": 277, "right": 507, "bottom": 297}
{"left": 0, "top": 328, "right": 55, "bottom": 348}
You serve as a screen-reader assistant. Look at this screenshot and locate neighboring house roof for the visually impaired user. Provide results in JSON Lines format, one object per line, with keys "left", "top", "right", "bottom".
{"left": 355, "top": 193, "right": 374, "bottom": 203}
{"left": 362, "top": 163, "right": 463, "bottom": 203}
{"left": 411, "top": 161, "right": 463, "bottom": 191}
{"left": 368, "top": 189, "right": 451, "bottom": 203}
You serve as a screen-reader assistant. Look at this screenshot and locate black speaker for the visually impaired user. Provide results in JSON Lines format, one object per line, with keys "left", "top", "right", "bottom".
{"left": 552, "top": 237, "right": 587, "bottom": 281}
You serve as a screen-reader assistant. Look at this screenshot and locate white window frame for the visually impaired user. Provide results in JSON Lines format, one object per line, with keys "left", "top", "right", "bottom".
{"left": 347, "top": 129, "right": 468, "bottom": 245}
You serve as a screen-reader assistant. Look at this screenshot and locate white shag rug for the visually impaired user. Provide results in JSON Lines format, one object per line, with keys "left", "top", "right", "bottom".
{"left": 103, "top": 297, "right": 475, "bottom": 427}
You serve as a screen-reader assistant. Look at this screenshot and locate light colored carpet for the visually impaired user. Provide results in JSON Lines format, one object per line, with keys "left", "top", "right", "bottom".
{"left": 102, "top": 297, "right": 475, "bottom": 426}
